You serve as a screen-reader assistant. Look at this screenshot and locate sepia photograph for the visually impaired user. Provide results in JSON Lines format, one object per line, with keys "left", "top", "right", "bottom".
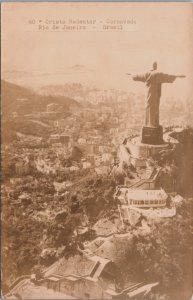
{"left": 1, "top": 2, "right": 193, "bottom": 300}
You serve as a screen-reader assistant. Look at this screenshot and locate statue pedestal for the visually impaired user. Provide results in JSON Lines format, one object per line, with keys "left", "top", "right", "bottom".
{"left": 141, "top": 126, "right": 164, "bottom": 145}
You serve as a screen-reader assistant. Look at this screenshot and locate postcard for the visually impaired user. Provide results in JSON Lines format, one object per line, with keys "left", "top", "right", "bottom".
{"left": 1, "top": 2, "right": 193, "bottom": 300}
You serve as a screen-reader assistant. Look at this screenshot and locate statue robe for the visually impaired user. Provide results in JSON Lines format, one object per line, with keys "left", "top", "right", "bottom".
{"left": 132, "top": 71, "right": 176, "bottom": 127}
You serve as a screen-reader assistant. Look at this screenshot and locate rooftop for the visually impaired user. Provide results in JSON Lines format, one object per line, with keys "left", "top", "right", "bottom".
{"left": 43, "top": 251, "right": 111, "bottom": 280}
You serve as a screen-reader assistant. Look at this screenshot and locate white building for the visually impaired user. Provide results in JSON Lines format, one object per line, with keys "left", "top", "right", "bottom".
{"left": 126, "top": 188, "right": 168, "bottom": 208}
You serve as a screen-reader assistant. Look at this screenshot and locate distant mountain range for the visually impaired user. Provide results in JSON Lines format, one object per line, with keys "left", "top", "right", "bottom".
{"left": 1, "top": 65, "right": 94, "bottom": 89}
{"left": 2, "top": 80, "right": 80, "bottom": 116}
{"left": 37, "top": 83, "right": 86, "bottom": 98}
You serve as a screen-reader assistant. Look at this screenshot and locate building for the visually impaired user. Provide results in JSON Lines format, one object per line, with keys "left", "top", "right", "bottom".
{"left": 126, "top": 188, "right": 168, "bottom": 208}
{"left": 60, "top": 134, "right": 69, "bottom": 143}
{"left": 78, "top": 138, "right": 87, "bottom": 145}
{"left": 49, "top": 134, "right": 60, "bottom": 144}
{"left": 49, "top": 134, "right": 72, "bottom": 147}
{"left": 116, "top": 186, "right": 168, "bottom": 208}
{"left": 116, "top": 185, "right": 176, "bottom": 225}
{"left": 101, "top": 153, "right": 113, "bottom": 165}
{"left": 41, "top": 252, "right": 117, "bottom": 299}
{"left": 6, "top": 251, "right": 158, "bottom": 299}
{"left": 83, "top": 161, "right": 92, "bottom": 169}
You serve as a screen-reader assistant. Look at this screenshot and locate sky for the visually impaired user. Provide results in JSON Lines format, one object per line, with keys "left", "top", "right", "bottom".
{"left": 2, "top": 2, "right": 193, "bottom": 98}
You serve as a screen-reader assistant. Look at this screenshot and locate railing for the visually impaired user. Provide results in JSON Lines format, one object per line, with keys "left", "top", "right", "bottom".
{"left": 127, "top": 167, "right": 162, "bottom": 190}
{"left": 8, "top": 275, "right": 30, "bottom": 291}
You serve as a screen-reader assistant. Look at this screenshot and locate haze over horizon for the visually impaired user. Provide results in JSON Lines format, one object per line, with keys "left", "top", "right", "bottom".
{"left": 2, "top": 2, "right": 193, "bottom": 99}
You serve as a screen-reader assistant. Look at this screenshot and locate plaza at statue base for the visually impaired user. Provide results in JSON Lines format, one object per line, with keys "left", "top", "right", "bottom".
{"left": 121, "top": 125, "right": 171, "bottom": 168}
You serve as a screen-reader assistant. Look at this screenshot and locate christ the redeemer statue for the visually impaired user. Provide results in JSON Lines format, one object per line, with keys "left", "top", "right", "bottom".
{"left": 127, "top": 62, "right": 185, "bottom": 128}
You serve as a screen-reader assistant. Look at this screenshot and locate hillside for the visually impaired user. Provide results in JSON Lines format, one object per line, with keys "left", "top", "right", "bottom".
{"left": 1, "top": 80, "right": 80, "bottom": 116}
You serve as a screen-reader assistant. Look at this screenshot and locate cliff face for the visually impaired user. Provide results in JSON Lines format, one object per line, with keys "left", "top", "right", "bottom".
{"left": 173, "top": 128, "right": 193, "bottom": 196}
{"left": 148, "top": 127, "right": 193, "bottom": 197}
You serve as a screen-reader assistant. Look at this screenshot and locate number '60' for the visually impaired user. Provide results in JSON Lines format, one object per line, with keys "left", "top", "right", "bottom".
{"left": 29, "top": 19, "right": 35, "bottom": 24}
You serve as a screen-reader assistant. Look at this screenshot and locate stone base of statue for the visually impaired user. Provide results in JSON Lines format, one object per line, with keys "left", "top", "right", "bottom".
{"left": 141, "top": 125, "right": 164, "bottom": 145}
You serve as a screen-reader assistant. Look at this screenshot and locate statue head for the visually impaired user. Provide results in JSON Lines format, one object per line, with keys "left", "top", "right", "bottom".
{"left": 152, "top": 62, "right": 157, "bottom": 70}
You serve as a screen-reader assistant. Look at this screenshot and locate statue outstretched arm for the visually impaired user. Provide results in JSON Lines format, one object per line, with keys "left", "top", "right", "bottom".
{"left": 175, "top": 75, "right": 186, "bottom": 78}
{"left": 159, "top": 73, "right": 186, "bottom": 83}
{"left": 132, "top": 73, "right": 148, "bottom": 82}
